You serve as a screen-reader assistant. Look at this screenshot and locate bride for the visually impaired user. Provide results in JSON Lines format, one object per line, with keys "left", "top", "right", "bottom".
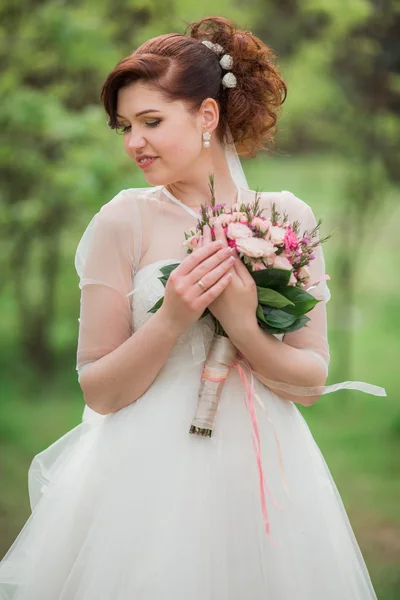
{"left": 0, "top": 15, "right": 385, "bottom": 600}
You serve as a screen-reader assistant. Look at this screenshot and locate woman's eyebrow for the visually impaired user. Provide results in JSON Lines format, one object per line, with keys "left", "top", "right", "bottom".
{"left": 116, "top": 109, "right": 162, "bottom": 119}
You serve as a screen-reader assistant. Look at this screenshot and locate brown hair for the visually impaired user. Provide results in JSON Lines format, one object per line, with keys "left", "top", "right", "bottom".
{"left": 101, "top": 16, "right": 287, "bottom": 158}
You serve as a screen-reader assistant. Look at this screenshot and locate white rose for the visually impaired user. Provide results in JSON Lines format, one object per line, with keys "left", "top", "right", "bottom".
{"left": 236, "top": 237, "right": 276, "bottom": 258}
{"left": 227, "top": 222, "right": 252, "bottom": 240}
{"left": 269, "top": 225, "right": 286, "bottom": 245}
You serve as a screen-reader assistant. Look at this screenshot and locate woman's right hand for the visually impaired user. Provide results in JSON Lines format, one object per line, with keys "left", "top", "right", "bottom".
{"left": 159, "top": 232, "right": 235, "bottom": 335}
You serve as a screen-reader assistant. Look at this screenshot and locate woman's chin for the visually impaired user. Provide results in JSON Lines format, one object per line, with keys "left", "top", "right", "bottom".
{"left": 143, "top": 172, "right": 170, "bottom": 187}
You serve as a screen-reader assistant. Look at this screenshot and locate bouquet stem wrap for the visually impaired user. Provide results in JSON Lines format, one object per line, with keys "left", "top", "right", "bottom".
{"left": 189, "top": 334, "right": 237, "bottom": 437}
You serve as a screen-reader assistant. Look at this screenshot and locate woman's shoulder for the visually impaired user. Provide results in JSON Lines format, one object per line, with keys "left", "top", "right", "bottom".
{"left": 243, "top": 188, "right": 313, "bottom": 218}
{"left": 91, "top": 186, "right": 162, "bottom": 225}
{"left": 101, "top": 185, "right": 160, "bottom": 210}
{"left": 75, "top": 187, "right": 153, "bottom": 267}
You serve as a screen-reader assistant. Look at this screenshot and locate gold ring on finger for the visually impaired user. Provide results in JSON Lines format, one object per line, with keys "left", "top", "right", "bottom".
{"left": 197, "top": 278, "right": 206, "bottom": 290}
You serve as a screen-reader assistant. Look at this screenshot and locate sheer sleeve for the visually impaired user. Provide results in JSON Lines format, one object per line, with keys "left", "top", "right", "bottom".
{"left": 281, "top": 194, "right": 331, "bottom": 378}
{"left": 75, "top": 190, "right": 142, "bottom": 382}
{"left": 251, "top": 191, "right": 386, "bottom": 398}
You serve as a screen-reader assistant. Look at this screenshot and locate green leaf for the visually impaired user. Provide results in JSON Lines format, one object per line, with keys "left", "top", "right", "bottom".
{"left": 256, "top": 305, "right": 267, "bottom": 322}
{"left": 277, "top": 286, "right": 320, "bottom": 316}
{"left": 283, "top": 314, "right": 310, "bottom": 332}
{"left": 158, "top": 263, "right": 180, "bottom": 288}
{"left": 256, "top": 286, "right": 295, "bottom": 308}
{"left": 148, "top": 296, "right": 164, "bottom": 314}
{"left": 264, "top": 307, "right": 298, "bottom": 328}
{"left": 159, "top": 263, "right": 180, "bottom": 277}
{"left": 257, "top": 314, "right": 310, "bottom": 334}
{"left": 251, "top": 267, "right": 292, "bottom": 289}
{"left": 158, "top": 276, "right": 169, "bottom": 288}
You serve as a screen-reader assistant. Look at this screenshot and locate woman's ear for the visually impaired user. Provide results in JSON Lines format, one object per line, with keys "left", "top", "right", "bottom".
{"left": 200, "top": 97, "right": 219, "bottom": 133}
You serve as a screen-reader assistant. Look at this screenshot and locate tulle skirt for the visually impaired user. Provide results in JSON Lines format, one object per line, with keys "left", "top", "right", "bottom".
{"left": 0, "top": 355, "right": 377, "bottom": 599}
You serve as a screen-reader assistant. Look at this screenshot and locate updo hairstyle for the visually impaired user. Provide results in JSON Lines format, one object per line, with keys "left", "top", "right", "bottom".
{"left": 101, "top": 16, "right": 287, "bottom": 158}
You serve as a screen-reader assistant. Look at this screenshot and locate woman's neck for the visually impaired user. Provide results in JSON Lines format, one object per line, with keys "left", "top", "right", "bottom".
{"left": 164, "top": 141, "right": 240, "bottom": 210}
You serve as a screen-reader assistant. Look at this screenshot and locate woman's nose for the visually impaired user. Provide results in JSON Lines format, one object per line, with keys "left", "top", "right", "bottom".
{"left": 127, "top": 130, "right": 146, "bottom": 150}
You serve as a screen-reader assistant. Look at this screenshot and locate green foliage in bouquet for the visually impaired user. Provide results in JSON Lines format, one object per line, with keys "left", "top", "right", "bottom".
{"left": 251, "top": 267, "right": 320, "bottom": 334}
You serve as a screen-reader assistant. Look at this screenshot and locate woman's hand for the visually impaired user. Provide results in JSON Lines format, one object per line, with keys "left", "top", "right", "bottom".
{"left": 159, "top": 239, "right": 236, "bottom": 335}
{"left": 199, "top": 222, "right": 258, "bottom": 339}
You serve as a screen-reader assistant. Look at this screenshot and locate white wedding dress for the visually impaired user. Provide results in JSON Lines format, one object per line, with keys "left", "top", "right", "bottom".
{"left": 0, "top": 185, "right": 381, "bottom": 599}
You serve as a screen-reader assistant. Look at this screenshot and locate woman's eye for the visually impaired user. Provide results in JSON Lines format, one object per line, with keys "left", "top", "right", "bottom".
{"left": 116, "top": 125, "right": 131, "bottom": 135}
{"left": 115, "top": 120, "right": 161, "bottom": 134}
{"left": 146, "top": 119, "right": 161, "bottom": 128}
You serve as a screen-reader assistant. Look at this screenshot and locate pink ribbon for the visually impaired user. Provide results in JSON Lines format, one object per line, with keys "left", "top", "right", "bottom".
{"left": 232, "top": 355, "right": 292, "bottom": 548}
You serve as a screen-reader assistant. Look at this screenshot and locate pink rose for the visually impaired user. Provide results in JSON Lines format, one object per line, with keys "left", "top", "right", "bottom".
{"left": 183, "top": 231, "right": 201, "bottom": 250}
{"left": 232, "top": 211, "right": 248, "bottom": 223}
{"left": 251, "top": 217, "right": 271, "bottom": 234}
{"left": 236, "top": 237, "right": 276, "bottom": 258}
{"left": 272, "top": 255, "right": 293, "bottom": 271}
{"left": 227, "top": 222, "right": 253, "bottom": 240}
{"left": 251, "top": 260, "right": 267, "bottom": 272}
{"left": 214, "top": 213, "right": 234, "bottom": 226}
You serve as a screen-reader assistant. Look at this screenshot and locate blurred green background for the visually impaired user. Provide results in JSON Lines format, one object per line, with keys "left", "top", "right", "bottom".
{"left": 0, "top": 0, "right": 399, "bottom": 596}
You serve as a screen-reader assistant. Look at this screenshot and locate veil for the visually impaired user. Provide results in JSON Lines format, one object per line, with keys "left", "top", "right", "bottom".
{"left": 224, "top": 125, "right": 249, "bottom": 190}
{"left": 222, "top": 126, "right": 386, "bottom": 399}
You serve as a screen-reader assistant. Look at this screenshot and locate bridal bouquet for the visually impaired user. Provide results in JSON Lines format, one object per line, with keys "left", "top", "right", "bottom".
{"left": 149, "top": 175, "right": 333, "bottom": 437}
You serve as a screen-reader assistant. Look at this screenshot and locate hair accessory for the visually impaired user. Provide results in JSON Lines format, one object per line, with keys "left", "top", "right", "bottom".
{"left": 219, "top": 54, "right": 233, "bottom": 69}
{"left": 201, "top": 40, "right": 237, "bottom": 88}
{"left": 201, "top": 40, "right": 224, "bottom": 54}
{"left": 221, "top": 72, "right": 237, "bottom": 88}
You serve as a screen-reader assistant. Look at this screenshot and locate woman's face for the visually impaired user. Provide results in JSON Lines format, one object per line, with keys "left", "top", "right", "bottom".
{"left": 116, "top": 81, "right": 212, "bottom": 187}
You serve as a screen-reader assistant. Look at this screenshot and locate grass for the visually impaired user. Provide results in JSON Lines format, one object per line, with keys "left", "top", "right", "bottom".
{"left": 0, "top": 153, "right": 399, "bottom": 598}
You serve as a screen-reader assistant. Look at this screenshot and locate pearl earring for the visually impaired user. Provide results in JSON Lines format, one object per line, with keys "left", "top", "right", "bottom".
{"left": 203, "top": 131, "right": 211, "bottom": 148}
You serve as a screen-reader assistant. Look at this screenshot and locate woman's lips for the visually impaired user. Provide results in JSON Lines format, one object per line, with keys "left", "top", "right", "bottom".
{"left": 136, "top": 156, "right": 158, "bottom": 169}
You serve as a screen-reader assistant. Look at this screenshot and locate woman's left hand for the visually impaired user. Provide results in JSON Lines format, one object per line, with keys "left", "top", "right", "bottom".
{"left": 199, "top": 221, "right": 258, "bottom": 338}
